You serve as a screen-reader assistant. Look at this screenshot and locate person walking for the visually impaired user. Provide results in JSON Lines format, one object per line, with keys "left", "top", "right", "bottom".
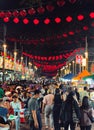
{"left": 80, "top": 96, "right": 94, "bottom": 130}
{"left": 53, "top": 88, "right": 62, "bottom": 130}
{"left": 61, "top": 89, "right": 81, "bottom": 130}
{"left": 28, "top": 90, "right": 42, "bottom": 130}
{"left": 42, "top": 89, "right": 54, "bottom": 130}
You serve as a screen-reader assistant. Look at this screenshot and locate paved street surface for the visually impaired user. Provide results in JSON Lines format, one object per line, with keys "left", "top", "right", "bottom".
{"left": 12, "top": 114, "right": 94, "bottom": 130}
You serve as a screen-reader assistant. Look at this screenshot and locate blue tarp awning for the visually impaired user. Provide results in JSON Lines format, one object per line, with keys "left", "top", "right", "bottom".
{"left": 63, "top": 73, "right": 74, "bottom": 80}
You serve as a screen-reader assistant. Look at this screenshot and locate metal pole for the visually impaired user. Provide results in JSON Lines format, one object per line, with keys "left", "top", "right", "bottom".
{"left": 79, "top": 64, "right": 81, "bottom": 73}
{"left": 21, "top": 56, "right": 23, "bottom": 78}
{"left": 2, "top": 44, "right": 7, "bottom": 83}
{"left": 2, "top": 25, "right": 7, "bottom": 83}
{"left": 2, "top": 52, "right": 5, "bottom": 83}
{"left": 75, "top": 62, "right": 76, "bottom": 75}
{"left": 14, "top": 42, "right": 17, "bottom": 79}
{"left": 85, "top": 36, "right": 88, "bottom": 70}
{"left": 72, "top": 61, "right": 74, "bottom": 74}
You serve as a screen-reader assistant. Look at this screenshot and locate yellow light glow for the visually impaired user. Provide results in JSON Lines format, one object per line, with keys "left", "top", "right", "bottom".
{"left": 3, "top": 44, "right": 7, "bottom": 49}
{"left": 21, "top": 56, "right": 23, "bottom": 60}
{"left": 85, "top": 51, "right": 88, "bottom": 58}
{"left": 69, "top": 63, "right": 71, "bottom": 66}
{"left": 34, "top": 66, "right": 37, "bottom": 70}
{"left": 29, "top": 62, "right": 32, "bottom": 66}
{"left": 14, "top": 51, "right": 17, "bottom": 56}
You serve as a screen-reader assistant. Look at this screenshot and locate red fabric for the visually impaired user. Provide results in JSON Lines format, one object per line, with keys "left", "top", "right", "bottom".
{"left": 8, "top": 107, "right": 14, "bottom": 115}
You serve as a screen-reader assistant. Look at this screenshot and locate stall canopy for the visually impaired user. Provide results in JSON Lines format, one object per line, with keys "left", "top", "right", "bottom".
{"left": 72, "top": 70, "right": 90, "bottom": 81}
{"left": 83, "top": 74, "right": 94, "bottom": 80}
{"left": 63, "top": 73, "right": 74, "bottom": 80}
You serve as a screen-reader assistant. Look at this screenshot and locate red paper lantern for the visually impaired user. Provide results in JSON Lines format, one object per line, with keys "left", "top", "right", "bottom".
{"left": 46, "top": 5, "right": 54, "bottom": 12}
{"left": 77, "top": 14, "right": 84, "bottom": 21}
{"left": 23, "top": 18, "right": 29, "bottom": 24}
{"left": 0, "top": 11, "right": 5, "bottom": 18}
{"left": 28, "top": 8, "right": 36, "bottom": 15}
{"left": 33, "top": 18, "right": 39, "bottom": 25}
{"left": 56, "top": 56, "right": 59, "bottom": 60}
{"left": 66, "top": 16, "right": 73, "bottom": 22}
{"left": 20, "top": 10, "right": 27, "bottom": 17}
{"left": 83, "top": 26, "right": 89, "bottom": 31}
{"left": 62, "top": 33, "right": 68, "bottom": 37}
{"left": 3, "top": 17, "right": 9, "bottom": 23}
{"left": 55, "top": 17, "right": 61, "bottom": 23}
{"left": 5, "top": 11, "right": 12, "bottom": 17}
{"left": 89, "top": 12, "right": 94, "bottom": 19}
{"left": 13, "top": 10, "right": 19, "bottom": 17}
{"left": 13, "top": 17, "right": 19, "bottom": 24}
{"left": 37, "top": 6, "right": 45, "bottom": 14}
{"left": 57, "top": 0, "right": 65, "bottom": 7}
{"left": 44, "top": 18, "right": 50, "bottom": 24}
{"left": 69, "top": 31, "right": 74, "bottom": 35}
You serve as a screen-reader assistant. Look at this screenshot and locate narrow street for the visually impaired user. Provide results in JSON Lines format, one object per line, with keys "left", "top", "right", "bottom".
{"left": 12, "top": 113, "right": 94, "bottom": 130}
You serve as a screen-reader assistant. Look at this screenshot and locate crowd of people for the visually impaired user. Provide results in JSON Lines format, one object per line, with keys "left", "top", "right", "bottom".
{"left": 0, "top": 81, "right": 94, "bottom": 130}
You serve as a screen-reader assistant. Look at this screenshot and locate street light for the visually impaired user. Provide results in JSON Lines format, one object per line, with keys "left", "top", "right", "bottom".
{"left": 2, "top": 43, "right": 7, "bottom": 83}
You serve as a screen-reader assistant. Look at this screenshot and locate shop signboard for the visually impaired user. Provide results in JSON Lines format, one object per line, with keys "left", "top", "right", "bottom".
{"left": 76, "top": 54, "right": 83, "bottom": 64}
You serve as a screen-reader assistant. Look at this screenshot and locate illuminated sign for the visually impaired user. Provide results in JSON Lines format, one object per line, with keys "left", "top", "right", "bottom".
{"left": 76, "top": 55, "right": 83, "bottom": 64}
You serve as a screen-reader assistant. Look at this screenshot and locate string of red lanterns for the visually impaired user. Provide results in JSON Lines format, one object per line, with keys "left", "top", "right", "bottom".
{"left": 34, "top": 62, "right": 66, "bottom": 71}
{"left": 6, "top": 25, "right": 90, "bottom": 45}
{"left": 22, "top": 48, "right": 84, "bottom": 63}
{"left": 2, "top": 11, "right": 94, "bottom": 25}
{"left": 22, "top": 52, "right": 72, "bottom": 62}
{"left": 22, "top": 48, "right": 84, "bottom": 74}
{"left": 0, "top": 0, "right": 90, "bottom": 25}
{"left": 0, "top": 0, "right": 77, "bottom": 18}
